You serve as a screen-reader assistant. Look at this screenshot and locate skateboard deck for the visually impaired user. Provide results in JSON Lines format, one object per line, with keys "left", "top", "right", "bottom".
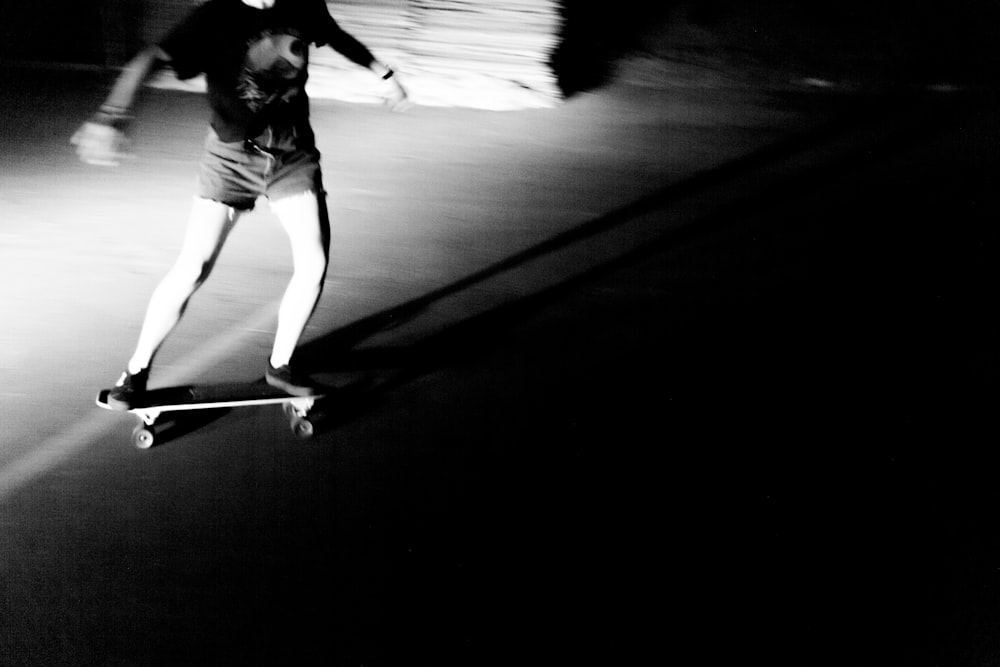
{"left": 96, "top": 380, "right": 325, "bottom": 449}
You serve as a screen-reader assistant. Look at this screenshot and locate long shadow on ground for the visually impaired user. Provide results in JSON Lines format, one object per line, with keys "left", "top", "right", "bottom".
{"left": 298, "top": 91, "right": 964, "bottom": 426}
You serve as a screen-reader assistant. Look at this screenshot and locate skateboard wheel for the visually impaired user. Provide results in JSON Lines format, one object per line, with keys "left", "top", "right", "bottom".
{"left": 290, "top": 417, "right": 314, "bottom": 439}
{"left": 132, "top": 425, "right": 156, "bottom": 449}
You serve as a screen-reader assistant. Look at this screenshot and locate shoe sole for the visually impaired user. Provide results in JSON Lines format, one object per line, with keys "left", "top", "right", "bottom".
{"left": 106, "top": 395, "right": 136, "bottom": 411}
{"left": 265, "top": 374, "right": 318, "bottom": 397}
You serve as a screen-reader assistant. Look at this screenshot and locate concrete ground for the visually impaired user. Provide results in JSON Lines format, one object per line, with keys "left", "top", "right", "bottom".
{"left": 1, "top": 55, "right": 998, "bottom": 665}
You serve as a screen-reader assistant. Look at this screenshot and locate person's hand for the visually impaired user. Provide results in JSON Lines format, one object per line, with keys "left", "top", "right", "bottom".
{"left": 383, "top": 77, "right": 411, "bottom": 112}
{"left": 71, "top": 121, "right": 130, "bottom": 167}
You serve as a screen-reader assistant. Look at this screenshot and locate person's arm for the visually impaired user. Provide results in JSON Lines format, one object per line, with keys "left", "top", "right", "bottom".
{"left": 324, "top": 15, "right": 410, "bottom": 110}
{"left": 71, "top": 46, "right": 171, "bottom": 166}
{"left": 366, "top": 58, "right": 409, "bottom": 110}
{"left": 99, "top": 46, "right": 171, "bottom": 123}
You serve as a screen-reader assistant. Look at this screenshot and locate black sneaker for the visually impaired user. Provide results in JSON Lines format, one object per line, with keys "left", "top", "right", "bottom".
{"left": 265, "top": 362, "right": 319, "bottom": 396}
{"left": 107, "top": 368, "right": 149, "bottom": 410}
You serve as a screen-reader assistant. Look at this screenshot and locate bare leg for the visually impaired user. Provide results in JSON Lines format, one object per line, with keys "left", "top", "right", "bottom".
{"left": 268, "top": 190, "right": 330, "bottom": 369}
{"left": 127, "top": 197, "right": 240, "bottom": 373}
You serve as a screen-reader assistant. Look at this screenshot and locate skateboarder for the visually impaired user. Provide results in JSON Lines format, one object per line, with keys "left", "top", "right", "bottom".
{"left": 72, "top": 0, "right": 408, "bottom": 409}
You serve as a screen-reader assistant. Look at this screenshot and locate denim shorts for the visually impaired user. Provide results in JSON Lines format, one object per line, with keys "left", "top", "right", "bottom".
{"left": 197, "top": 128, "right": 323, "bottom": 211}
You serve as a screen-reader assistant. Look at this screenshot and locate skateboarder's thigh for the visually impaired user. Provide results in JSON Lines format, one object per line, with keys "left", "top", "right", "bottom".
{"left": 175, "top": 197, "right": 240, "bottom": 266}
{"left": 270, "top": 191, "right": 329, "bottom": 258}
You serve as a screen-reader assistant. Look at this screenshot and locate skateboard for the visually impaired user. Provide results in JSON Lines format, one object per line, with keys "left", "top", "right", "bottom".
{"left": 96, "top": 380, "right": 325, "bottom": 449}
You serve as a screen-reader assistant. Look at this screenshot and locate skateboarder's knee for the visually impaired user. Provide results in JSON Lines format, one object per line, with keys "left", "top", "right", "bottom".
{"left": 291, "top": 254, "right": 327, "bottom": 287}
{"left": 166, "top": 255, "right": 216, "bottom": 290}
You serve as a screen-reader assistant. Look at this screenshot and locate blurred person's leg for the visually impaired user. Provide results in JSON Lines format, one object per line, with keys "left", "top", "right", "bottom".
{"left": 265, "top": 188, "right": 330, "bottom": 394}
{"left": 128, "top": 197, "right": 241, "bottom": 373}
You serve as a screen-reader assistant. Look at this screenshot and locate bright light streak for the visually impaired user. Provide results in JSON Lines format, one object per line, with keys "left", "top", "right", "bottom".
{"left": 0, "top": 299, "right": 283, "bottom": 501}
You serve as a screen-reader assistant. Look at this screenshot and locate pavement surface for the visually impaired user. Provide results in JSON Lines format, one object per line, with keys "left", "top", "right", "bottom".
{"left": 1, "top": 59, "right": 999, "bottom": 665}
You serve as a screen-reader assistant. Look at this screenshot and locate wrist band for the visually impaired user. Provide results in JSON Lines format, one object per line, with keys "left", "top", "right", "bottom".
{"left": 95, "top": 104, "right": 132, "bottom": 129}
{"left": 99, "top": 104, "right": 130, "bottom": 118}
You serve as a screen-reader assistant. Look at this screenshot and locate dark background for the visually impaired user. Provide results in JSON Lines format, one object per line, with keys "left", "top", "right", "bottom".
{"left": 2, "top": 1, "right": 999, "bottom": 665}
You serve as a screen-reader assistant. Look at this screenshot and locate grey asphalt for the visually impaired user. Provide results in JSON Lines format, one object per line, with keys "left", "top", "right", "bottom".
{"left": 1, "top": 63, "right": 999, "bottom": 665}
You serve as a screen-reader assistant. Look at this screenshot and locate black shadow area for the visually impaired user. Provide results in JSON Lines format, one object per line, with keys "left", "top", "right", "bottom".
{"left": 297, "top": 93, "right": 962, "bottom": 416}
{"left": 139, "top": 408, "right": 232, "bottom": 448}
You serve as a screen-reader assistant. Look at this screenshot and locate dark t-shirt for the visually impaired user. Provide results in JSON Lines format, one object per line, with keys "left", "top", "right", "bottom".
{"left": 159, "top": 0, "right": 375, "bottom": 144}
